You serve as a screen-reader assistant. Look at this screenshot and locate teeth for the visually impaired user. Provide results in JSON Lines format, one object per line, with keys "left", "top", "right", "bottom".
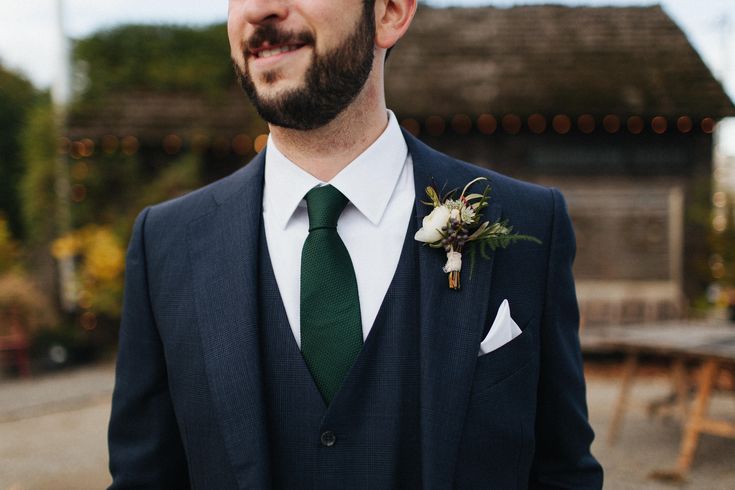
{"left": 258, "top": 45, "right": 299, "bottom": 59}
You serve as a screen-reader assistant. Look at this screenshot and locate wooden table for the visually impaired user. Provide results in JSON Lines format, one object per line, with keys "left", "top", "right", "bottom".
{"left": 589, "top": 323, "right": 735, "bottom": 482}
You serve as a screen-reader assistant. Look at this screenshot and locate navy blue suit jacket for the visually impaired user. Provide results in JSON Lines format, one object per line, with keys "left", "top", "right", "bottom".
{"left": 108, "top": 131, "right": 603, "bottom": 488}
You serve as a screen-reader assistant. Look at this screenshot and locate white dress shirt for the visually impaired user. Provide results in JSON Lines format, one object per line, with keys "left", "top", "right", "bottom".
{"left": 262, "top": 111, "right": 415, "bottom": 348}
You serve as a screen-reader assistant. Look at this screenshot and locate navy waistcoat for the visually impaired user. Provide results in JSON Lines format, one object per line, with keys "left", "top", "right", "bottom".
{"left": 257, "top": 215, "right": 422, "bottom": 489}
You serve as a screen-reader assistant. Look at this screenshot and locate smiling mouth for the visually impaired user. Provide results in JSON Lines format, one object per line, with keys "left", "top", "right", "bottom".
{"left": 251, "top": 43, "right": 306, "bottom": 60}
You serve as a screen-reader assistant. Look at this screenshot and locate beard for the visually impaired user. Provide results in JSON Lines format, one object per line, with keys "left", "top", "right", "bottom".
{"left": 233, "top": 5, "right": 375, "bottom": 130}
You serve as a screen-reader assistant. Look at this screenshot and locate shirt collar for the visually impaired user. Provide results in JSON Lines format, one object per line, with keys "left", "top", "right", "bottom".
{"left": 264, "top": 110, "right": 408, "bottom": 229}
{"left": 263, "top": 137, "right": 322, "bottom": 230}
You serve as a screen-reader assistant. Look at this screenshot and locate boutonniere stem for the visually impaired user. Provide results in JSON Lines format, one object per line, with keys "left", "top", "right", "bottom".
{"left": 414, "top": 177, "right": 541, "bottom": 290}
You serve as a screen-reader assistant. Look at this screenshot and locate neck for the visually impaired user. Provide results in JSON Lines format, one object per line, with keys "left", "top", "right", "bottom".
{"left": 268, "top": 75, "right": 389, "bottom": 182}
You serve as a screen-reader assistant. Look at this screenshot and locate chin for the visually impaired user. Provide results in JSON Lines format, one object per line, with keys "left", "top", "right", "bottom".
{"left": 257, "top": 75, "right": 304, "bottom": 97}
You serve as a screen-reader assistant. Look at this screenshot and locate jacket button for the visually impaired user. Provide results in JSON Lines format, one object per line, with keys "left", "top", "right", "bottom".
{"left": 320, "top": 430, "right": 336, "bottom": 447}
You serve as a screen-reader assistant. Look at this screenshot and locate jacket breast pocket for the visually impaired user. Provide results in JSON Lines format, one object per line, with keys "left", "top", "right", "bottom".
{"left": 470, "top": 319, "right": 536, "bottom": 396}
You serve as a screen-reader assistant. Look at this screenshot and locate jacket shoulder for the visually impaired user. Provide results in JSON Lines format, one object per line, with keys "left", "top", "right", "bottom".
{"left": 405, "top": 131, "right": 555, "bottom": 214}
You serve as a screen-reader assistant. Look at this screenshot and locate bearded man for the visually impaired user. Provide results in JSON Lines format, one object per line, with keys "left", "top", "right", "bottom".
{"left": 108, "top": 0, "right": 603, "bottom": 488}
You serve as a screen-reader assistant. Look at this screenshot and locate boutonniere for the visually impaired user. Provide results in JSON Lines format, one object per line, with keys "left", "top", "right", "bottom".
{"left": 414, "top": 177, "right": 541, "bottom": 290}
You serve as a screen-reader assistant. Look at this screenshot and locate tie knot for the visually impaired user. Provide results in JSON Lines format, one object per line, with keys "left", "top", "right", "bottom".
{"left": 305, "top": 185, "right": 348, "bottom": 230}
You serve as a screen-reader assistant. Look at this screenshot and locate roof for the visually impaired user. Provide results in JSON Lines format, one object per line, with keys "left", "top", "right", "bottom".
{"left": 385, "top": 5, "right": 735, "bottom": 118}
{"left": 69, "top": 90, "right": 264, "bottom": 144}
{"left": 69, "top": 5, "right": 735, "bottom": 142}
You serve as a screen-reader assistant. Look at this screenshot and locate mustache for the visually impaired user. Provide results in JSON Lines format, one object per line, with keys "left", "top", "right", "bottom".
{"left": 244, "top": 24, "right": 315, "bottom": 53}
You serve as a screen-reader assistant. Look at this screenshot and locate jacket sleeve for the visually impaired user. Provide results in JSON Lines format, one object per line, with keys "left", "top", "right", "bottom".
{"left": 108, "top": 207, "right": 191, "bottom": 489}
{"left": 529, "top": 189, "right": 603, "bottom": 489}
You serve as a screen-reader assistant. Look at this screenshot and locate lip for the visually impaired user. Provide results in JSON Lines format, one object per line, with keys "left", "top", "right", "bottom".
{"left": 248, "top": 43, "right": 309, "bottom": 68}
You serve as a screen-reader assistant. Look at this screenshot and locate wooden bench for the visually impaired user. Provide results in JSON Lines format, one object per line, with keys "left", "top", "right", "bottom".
{"left": 594, "top": 323, "right": 735, "bottom": 482}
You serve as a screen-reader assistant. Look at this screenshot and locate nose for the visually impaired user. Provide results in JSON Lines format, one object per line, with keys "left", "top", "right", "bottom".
{"left": 238, "top": 0, "right": 289, "bottom": 25}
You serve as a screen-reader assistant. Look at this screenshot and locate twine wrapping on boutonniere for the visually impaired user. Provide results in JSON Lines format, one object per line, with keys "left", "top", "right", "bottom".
{"left": 414, "top": 177, "right": 541, "bottom": 290}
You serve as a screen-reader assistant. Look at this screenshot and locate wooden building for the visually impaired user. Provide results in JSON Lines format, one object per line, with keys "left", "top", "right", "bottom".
{"left": 386, "top": 5, "right": 735, "bottom": 325}
{"left": 69, "top": 5, "right": 735, "bottom": 325}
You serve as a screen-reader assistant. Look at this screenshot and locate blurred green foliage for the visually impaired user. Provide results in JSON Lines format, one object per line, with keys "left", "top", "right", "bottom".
{"left": 20, "top": 101, "right": 57, "bottom": 246}
{"left": 74, "top": 23, "right": 234, "bottom": 105}
{"left": 0, "top": 22, "right": 257, "bottom": 363}
{"left": 0, "top": 66, "right": 39, "bottom": 240}
{"left": 61, "top": 23, "right": 255, "bottom": 325}
{"left": 1, "top": 22, "right": 267, "bottom": 367}
{"left": 710, "top": 198, "right": 735, "bottom": 283}
{"left": 52, "top": 225, "right": 125, "bottom": 316}
{"left": 683, "top": 175, "right": 735, "bottom": 312}
{"left": 134, "top": 153, "right": 203, "bottom": 207}
{"left": 0, "top": 216, "right": 22, "bottom": 273}
{"left": 69, "top": 148, "right": 143, "bottom": 230}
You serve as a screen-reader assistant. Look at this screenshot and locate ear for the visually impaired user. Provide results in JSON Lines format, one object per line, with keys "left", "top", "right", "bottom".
{"left": 374, "top": 0, "right": 417, "bottom": 50}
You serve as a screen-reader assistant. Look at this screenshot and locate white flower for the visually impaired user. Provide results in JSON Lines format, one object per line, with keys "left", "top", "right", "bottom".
{"left": 461, "top": 206, "right": 476, "bottom": 224}
{"left": 450, "top": 208, "right": 460, "bottom": 220}
{"left": 414, "top": 205, "right": 450, "bottom": 243}
{"left": 442, "top": 250, "right": 462, "bottom": 273}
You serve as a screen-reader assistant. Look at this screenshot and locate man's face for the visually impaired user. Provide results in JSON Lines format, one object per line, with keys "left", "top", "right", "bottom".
{"left": 228, "top": 0, "right": 376, "bottom": 130}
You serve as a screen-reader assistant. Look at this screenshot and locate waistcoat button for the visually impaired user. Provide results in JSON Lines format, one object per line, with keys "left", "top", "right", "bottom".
{"left": 320, "top": 430, "right": 336, "bottom": 447}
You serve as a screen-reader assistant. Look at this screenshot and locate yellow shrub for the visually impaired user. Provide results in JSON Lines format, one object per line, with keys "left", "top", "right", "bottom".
{"left": 51, "top": 225, "right": 125, "bottom": 316}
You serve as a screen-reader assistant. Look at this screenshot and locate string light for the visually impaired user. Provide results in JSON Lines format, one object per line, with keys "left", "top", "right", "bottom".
{"left": 71, "top": 184, "right": 86, "bottom": 203}
{"left": 58, "top": 137, "right": 71, "bottom": 155}
{"left": 400, "top": 118, "right": 421, "bottom": 137}
{"left": 603, "top": 115, "right": 621, "bottom": 134}
{"left": 80, "top": 311, "right": 98, "bottom": 331}
{"left": 254, "top": 134, "right": 268, "bottom": 153}
{"left": 577, "top": 114, "right": 595, "bottom": 134}
{"left": 477, "top": 114, "right": 497, "bottom": 135}
{"left": 451, "top": 114, "right": 472, "bottom": 135}
{"left": 71, "top": 161, "right": 89, "bottom": 181}
{"left": 80, "top": 138, "right": 95, "bottom": 157}
{"left": 70, "top": 141, "right": 85, "bottom": 159}
{"left": 701, "top": 118, "right": 715, "bottom": 134}
{"left": 121, "top": 136, "right": 139, "bottom": 155}
{"left": 652, "top": 116, "right": 668, "bottom": 134}
{"left": 163, "top": 134, "right": 182, "bottom": 155}
{"left": 527, "top": 114, "right": 546, "bottom": 134}
{"left": 677, "top": 116, "right": 693, "bottom": 133}
{"left": 712, "top": 191, "right": 727, "bottom": 208}
{"left": 232, "top": 134, "right": 252, "bottom": 156}
{"left": 627, "top": 116, "right": 644, "bottom": 134}
{"left": 552, "top": 115, "right": 571, "bottom": 134}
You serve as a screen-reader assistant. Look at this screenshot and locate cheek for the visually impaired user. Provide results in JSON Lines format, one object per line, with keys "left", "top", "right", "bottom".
{"left": 227, "top": 30, "right": 246, "bottom": 64}
{"left": 227, "top": 6, "right": 246, "bottom": 59}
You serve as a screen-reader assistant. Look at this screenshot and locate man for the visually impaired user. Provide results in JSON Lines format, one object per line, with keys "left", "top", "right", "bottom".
{"left": 108, "top": 0, "right": 603, "bottom": 488}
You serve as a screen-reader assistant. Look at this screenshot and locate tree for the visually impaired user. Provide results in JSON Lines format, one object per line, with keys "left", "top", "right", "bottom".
{"left": 20, "top": 101, "right": 57, "bottom": 246}
{"left": 74, "top": 23, "right": 235, "bottom": 106}
{"left": 0, "top": 65, "right": 38, "bottom": 239}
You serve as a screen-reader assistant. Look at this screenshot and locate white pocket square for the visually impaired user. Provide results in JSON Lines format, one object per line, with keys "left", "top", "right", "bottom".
{"left": 478, "top": 299, "right": 522, "bottom": 356}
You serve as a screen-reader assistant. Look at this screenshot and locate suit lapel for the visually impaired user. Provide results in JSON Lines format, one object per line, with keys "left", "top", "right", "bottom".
{"left": 405, "top": 132, "right": 501, "bottom": 489}
{"left": 187, "top": 151, "right": 271, "bottom": 488}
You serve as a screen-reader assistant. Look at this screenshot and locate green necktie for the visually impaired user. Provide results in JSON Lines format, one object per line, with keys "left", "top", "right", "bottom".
{"left": 300, "top": 184, "right": 363, "bottom": 404}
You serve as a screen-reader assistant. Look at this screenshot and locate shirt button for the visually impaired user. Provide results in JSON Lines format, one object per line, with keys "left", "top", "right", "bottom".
{"left": 320, "top": 430, "right": 336, "bottom": 447}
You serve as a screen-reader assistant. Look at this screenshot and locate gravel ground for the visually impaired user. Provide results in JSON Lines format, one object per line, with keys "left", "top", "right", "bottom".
{"left": 0, "top": 364, "right": 114, "bottom": 490}
{"left": 0, "top": 362, "right": 733, "bottom": 489}
{"left": 587, "top": 370, "right": 735, "bottom": 489}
